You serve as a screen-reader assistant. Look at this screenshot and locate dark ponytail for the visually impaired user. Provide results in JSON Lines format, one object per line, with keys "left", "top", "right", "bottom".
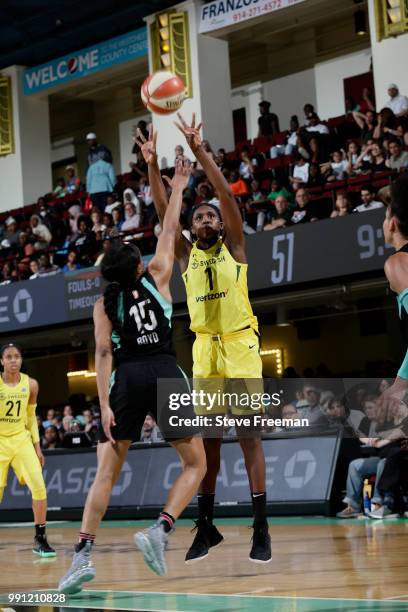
{"left": 101, "top": 243, "right": 142, "bottom": 331}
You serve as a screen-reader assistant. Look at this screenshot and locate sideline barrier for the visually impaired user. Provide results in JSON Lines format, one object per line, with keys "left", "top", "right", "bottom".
{"left": 0, "top": 434, "right": 341, "bottom": 520}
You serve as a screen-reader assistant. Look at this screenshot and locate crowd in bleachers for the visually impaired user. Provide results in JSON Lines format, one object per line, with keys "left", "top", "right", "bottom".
{"left": 1, "top": 83, "right": 408, "bottom": 284}
{"left": 37, "top": 399, "right": 162, "bottom": 449}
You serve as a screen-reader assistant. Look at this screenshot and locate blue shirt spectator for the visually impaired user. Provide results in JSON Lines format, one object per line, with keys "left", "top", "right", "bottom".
{"left": 86, "top": 159, "right": 116, "bottom": 195}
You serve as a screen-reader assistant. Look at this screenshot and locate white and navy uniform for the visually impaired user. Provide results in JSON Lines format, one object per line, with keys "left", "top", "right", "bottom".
{"left": 102, "top": 272, "right": 195, "bottom": 442}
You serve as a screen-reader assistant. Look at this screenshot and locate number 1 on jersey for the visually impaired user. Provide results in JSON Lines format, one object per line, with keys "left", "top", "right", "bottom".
{"left": 205, "top": 267, "right": 214, "bottom": 291}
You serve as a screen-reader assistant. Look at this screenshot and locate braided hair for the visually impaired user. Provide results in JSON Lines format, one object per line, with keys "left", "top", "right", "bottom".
{"left": 101, "top": 243, "right": 142, "bottom": 332}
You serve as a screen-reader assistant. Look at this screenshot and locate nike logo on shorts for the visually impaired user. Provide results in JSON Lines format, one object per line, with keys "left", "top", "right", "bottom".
{"left": 249, "top": 344, "right": 256, "bottom": 349}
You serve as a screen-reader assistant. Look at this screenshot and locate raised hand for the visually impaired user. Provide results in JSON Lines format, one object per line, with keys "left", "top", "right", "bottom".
{"left": 163, "top": 158, "right": 192, "bottom": 192}
{"left": 134, "top": 125, "right": 157, "bottom": 165}
{"left": 174, "top": 112, "right": 202, "bottom": 153}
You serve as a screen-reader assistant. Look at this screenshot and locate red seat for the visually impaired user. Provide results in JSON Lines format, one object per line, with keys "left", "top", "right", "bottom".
{"left": 327, "top": 115, "right": 347, "bottom": 128}
{"left": 272, "top": 131, "right": 287, "bottom": 146}
{"left": 282, "top": 155, "right": 295, "bottom": 166}
{"left": 324, "top": 180, "right": 347, "bottom": 190}
{"left": 264, "top": 158, "right": 282, "bottom": 170}
{"left": 253, "top": 136, "right": 272, "bottom": 153}
{"left": 347, "top": 174, "right": 372, "bottom": 186}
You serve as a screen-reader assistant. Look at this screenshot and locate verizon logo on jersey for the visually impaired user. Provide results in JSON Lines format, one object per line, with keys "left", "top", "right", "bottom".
{"left": 195, "top": 290, "right": 229, "bottom": 302}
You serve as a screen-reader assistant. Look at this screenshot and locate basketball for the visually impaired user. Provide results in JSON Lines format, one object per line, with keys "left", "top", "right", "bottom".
{"left": 141, "top": 71, "right": 185, "bottom": 115}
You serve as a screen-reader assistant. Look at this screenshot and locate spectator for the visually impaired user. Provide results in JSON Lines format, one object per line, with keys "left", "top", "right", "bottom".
{"left": 129, "top": 149, "right": 148, "bottom": 180}
{"left": 122, "top": 201, "right": 142, "bottom": 232}
{"left": 2, "top": 217, "right": 20, "bottom": 249}
{"left": 215, "top": 148, "right": 232, "bottom": 173}
{"left": 228, "top": 170, "right": 249, "bottom": 198}
{"left": 82, "top": 408, "right": 99, "bottom": 441}
{"left": 140, "top": 412, "right": 163, "bottom": 443}
{"left": 258, "top": 100, "right": 280, "bottom": 136}
{"left": 307, "top": 162, "right": 324, "bottom": 188}
{"left": 298, "top": 385, "right": 329, "bottom": 426}
{"left": 386, "top": 139, "right": 408, "bottom": 171}
{"left": 336, "top": 450, "right": 387, "bottom": 518}
{"left": 53, "top": 177, "right": 67, "bottom": 199}
{"left": 91, "top": 209, "right": 106, "bottom": 234}
{"left": 86, "top": 158, "right": 116, "bottom": 212}
{"left": 291, "top": 188, "right": 318, "bottom": 224}
{"left": 42, "top": 425, "right": 61, "bottom": 450}
{"left": 42, "top": 408, "right": 56, "bottom": 429}
{"left": 86, "top": 132, "right": 112, "bottom": 165}
{"left": 303, "top": 103, "right": 315, "bottom": 125}
{"left": 138, "top": 178, "right": 155, "bottom": 224}
{"left": 270, "top": 115, "right": 299, "bottom": 158}
{"left": 29, "top": 259, "right": 41, "bottom": 279}
{"left": 345, "top": 95, "right": 360, "bottom": 114}
{"left": 264, "top": 195, "right": 292, "bottom": 231}
{"left": 0, "top": 261, "right": 17, "bottom": 284}
{"left": 104, "top": 193, "right": 121, "bottom": 215}
{"left": 38, "top": 253, "right": 60, "bottom": 276}
{"left": 359, "top": 87, "right": 376, "bottom": 113}
{"left": 17, "top": 232, "right": 35, "bottom": 260}
{"left": 131, "top": 120, "right": 149, "bottom": 155}
{"left": 239, "top": 146, "right": 257, "bottom": 180}
{"left": 68, "top": 204, "right": 82, "bottom": 238}
{"left": 63, "top": 404, "right": 74, "bottom": 417}
{"left": 289, "top": 154, "right": 310, "bottom": 189}
{"left": 354, "top": 185, "right": 384, "bottom": 212}
{"left": 65, "top": 165, "right": 81, "bottom": 194}
{"left": 352, "top": 109, "right": 377, "bottom": 143}
{"left": 112, "top": 207, "right": 123, "bottom": 231}
{"left": 355, "top": 142, "right": 387, "bottom": 173}
{"left": 62, "top": 415, "right": 74, "bottom": 437}
{"left": 305, "top": 112, "right": 329, "bottom": 135}
{"left": 30, "top": 214, "right": 52, "bottom": 250}
{"left": 267, "top": 179, "right": 293, "bottom": 204}
{"left": 385, "top": 84, "right": 408, "bottom": 117}
{"left": 121, "top": 188, "right": 142, "bottom": 227}
{"left": 94, "top": 237, "right": 113, "bottom": 266}
{"left": 102, "top": 213, "right": 115, "bottom": 236}
{"left": 69, "top": 215, "right": 97, "bottom": 265}
{"left": 321, "top": 150, "right": 349, "bottom": 181}
{"left": 174, "top": 144, "right": 190, "bottom": 164}
{"left": 63, "top": 250, "right": 81, "bottom": 272}
{"left": 331, "top": 192, "right": 352, "bottom": 218}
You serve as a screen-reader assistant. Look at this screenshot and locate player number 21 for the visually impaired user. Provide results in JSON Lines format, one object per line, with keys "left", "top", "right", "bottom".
{"left": 5, "top": 400, "right": 21, "bottom": 417}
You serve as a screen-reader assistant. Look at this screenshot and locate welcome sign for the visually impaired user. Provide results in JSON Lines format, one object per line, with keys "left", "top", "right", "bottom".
{"left": 199, "top": 0, "right": 306, "bottom": 33}
{"left": 23, "top": 28, "right": 147, "bottom": 95}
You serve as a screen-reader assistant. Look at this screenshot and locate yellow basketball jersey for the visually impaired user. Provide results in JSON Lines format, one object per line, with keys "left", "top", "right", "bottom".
{"left": 182, "top": 238, "right": 258, "bottom": 335}
{"left": 0, "top": 373, "right": 30, "bottom": 437}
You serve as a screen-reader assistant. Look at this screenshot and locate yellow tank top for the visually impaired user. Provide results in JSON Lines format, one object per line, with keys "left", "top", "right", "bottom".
{"left": 182, "top": 238, "right": 258, "bottom": 335}
{"left": 0, "top": 373, "right": 30, "bottom": 437}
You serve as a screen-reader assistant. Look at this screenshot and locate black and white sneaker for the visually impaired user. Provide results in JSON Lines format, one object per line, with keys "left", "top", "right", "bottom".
{"left": 32, "top": 536, "right": 56, "bottom": 558}
{"left": 249, "top": 523, "right": 272, "bottom": 564}
{"left": 185, "top": 519, "right": 224, "bottom": 564}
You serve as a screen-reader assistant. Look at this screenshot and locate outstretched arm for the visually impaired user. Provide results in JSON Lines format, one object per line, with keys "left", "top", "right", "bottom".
{"left": 135, "top": 127, "right": 168, "bottom": 225}
{"left": 175, "top": 113, "right": 245, "bottom": 260}
{"left": 148, "top": 159, "right": 191, "bottom": 295}
{"left": 135, "top": 127, "right": 191, "bottom": 267}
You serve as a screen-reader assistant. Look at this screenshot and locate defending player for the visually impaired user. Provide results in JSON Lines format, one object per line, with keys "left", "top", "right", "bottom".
{"left": 58, "top": 158, "right": 206, "bottom": 595}
{"left": 0, "top": 343, "right": 55, "bottom": 557}
{"left": 136, "top": 117, "right": 271, "bottom": 564}
{"left": 381, "top": 176, "right": 408, "bottom": 410}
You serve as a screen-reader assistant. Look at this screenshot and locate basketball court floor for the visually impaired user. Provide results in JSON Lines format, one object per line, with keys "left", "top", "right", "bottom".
{"left": 0, "top": 517, "right": 408, "bottom": 611}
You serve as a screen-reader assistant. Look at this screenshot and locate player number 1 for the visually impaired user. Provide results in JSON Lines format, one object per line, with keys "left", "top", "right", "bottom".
{"left": 205, "top": 267, "right": 214, "bottom": 291}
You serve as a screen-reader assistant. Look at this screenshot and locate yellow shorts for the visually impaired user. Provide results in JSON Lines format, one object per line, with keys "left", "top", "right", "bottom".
{"left": 192, "top": 327, "right": 264, "bottom": 416}
{"left": 0, "top": 430, "right": 46, "bottom": 500}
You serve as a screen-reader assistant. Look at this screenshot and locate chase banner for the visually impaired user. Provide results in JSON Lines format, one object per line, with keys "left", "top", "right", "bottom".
{"left": 199, "top": 0, "right": 306, "bottom": 33}
{"left": 23, "top": 28, "right": 147, "bottom": 95}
